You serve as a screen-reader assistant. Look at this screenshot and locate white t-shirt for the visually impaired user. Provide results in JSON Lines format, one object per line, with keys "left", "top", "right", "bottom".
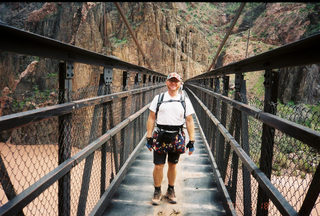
{"left": 149, "top": 92, "right": 195, "bottom": 126}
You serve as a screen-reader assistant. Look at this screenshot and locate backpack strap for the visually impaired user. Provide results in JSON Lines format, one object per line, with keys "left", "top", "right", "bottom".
{"left": 155, "top": 92, "right": 186, "bottom": 119}
{"left": 155, "top": 93, "right": 165, "bottom": 119}
{"left": 180, "top": 93, "right": 186, "bottom": 118}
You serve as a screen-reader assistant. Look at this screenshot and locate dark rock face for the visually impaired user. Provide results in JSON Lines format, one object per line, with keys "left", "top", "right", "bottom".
{"left": 278, "top": 64, "right": 320, "bottom": 104}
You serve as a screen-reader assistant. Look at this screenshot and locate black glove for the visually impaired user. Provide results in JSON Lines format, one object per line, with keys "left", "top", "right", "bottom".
{"left": 146, "top": 137, "right": 153, "bottom": 150}
{"left": 187, "top": 140, "right": 195, "bottom": 152}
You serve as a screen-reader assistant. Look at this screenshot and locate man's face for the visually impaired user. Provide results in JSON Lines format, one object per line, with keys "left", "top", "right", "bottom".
{"left": 166, "top": 78, "right": 181, "bottom": 91}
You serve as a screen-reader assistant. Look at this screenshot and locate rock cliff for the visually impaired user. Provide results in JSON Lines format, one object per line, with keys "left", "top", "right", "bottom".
{"left": 0, "top": 2, "right": 319, "bottom": 107}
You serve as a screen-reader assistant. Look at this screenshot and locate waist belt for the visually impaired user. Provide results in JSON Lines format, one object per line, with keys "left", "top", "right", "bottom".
{"left": 157, "top": 124, "right": 183, "bottom": 133}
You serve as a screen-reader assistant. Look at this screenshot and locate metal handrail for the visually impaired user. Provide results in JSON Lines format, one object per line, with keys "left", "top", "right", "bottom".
{"left": 188, "top": 84, "right": 320, "bottom": 151}
{"left": 187, "top": 87, "right": 298, "bottom": 215}
{"left": 0, "top": 84, "right": 164, "bottom": 132}
{"left": 0, "top": 23, "right": 164, "bottom": 77}
{"left": 189, "top": 32, "right": 320, "bottom": 80}
{"left": 0, "top": 103, "right": 150, "bottom": 216}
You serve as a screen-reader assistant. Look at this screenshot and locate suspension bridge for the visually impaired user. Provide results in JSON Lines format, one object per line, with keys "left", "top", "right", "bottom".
{"left": 0, "top": 11, "right": 320, "bottom": 216}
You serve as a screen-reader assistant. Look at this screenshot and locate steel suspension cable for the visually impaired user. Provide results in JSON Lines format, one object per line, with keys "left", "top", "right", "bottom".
{"left": 114, "top": 2, "right": 153, "bottom": 70}
{"left": 207, "top": 2, "right": 246, "bottom": 72}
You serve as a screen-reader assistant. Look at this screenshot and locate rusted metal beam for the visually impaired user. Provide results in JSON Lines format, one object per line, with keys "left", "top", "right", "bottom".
{"left": 207, "top": 2, "right": 246, "bottom": 72}
{"left": 113, "top": 2, "right": 153, "bottom": 70}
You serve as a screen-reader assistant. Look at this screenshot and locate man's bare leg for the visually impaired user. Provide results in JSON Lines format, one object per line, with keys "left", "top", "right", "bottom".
{"left": 166, "top": 162, "right": 177, "bottom": 203}
{"left": 153, "top": 164, "right": 164, "bottom": 187}
{"left": 152, "top": 164, "right": 164, "bottom": 205}
{"left": 167, "top": 162, "right": 177, "bottom": 186}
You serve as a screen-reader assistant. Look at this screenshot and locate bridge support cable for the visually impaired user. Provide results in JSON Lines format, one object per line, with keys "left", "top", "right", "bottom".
{"left": 114, "top": 2, "right": 153, "bottom": 70}
{"left": 185, "top": 86, "right": 298, "bottom": 216}
{"left": 207, "top": 2, "right": 246, "bottom": 72}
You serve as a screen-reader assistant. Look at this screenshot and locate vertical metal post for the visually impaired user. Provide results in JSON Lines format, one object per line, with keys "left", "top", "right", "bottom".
{"left": 215, "top": 78, "right": 223, "bottom": 167}
{"left": 257, "top": 69, "right": 278, "bottom": 216}
{"left": 137, "top": 74, "right": 142, "bottom": 140}
{"left": 101, "top": 67, "right": 113, "bottom": 195}
{"left": 58, "top": 61, "right": 73, "bottom": 216}
{"left": 129, "top": 72, "right": 135, "bottom": 153}
{"left": 101, "top": 89, "right": 107, "bottom": 197}
{"left": 229, "top": 74, "right": 243, "bottom": 206}
{"left": 299, "top": 162, "right": 320, "bottom": 215}
{"left": 78, "top": 68, "right": 112, "bottom": 215}
{"left": 0, "top": 156, "right": 25, "bottom": 216}
{"left": 120, "top": 96, "right": 126, "bottom": 167}
{"left": 122, "top": 71, "right": 128, "bottom": 91}
{"left": 213, "top": 78, "right": 221, "bottom": 155}
{"left": 240, "top": 80, "right": 252, "bottom": 216}
{"left": 218, "top": 76, "right": 229, "bottom": 172}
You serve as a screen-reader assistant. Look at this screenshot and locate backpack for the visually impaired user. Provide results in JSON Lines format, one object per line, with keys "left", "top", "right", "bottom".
{"left": 155, "top": 92, "right": 186, "bottom": 119}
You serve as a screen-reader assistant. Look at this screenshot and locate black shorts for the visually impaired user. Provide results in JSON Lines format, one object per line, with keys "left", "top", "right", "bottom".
{"left": 153, "top": 151, "right": 180, "bottom": 165}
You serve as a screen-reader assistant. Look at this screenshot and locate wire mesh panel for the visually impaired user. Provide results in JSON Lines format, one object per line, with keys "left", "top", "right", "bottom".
{"left": 0, "top": 84, "right": 165, "bottom": 215}
{"left": 0, "top": 61, "right": 166, "bottom": 216}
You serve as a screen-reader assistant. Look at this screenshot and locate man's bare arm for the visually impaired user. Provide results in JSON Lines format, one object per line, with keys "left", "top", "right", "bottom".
{"left": 186, "top": 115, "right": 195, "bottom": 141}
{"left": 147, "top": 110, "right": 156, "bottom": 138}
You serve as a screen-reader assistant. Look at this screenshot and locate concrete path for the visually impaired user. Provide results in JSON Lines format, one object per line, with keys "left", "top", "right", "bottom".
{"left": 103, "top": 114, "right": 226, "bottom": 216}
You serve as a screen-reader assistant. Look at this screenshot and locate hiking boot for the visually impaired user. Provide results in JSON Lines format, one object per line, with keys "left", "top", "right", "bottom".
{"left": 165, "top": 188, "right": 177, "bottom": 204}
{"left": 152, "top": 189, "right": 161, "bottom": 205}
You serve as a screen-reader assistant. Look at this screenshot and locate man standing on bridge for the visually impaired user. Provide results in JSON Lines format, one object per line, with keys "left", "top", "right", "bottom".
{"left": 146, "top": 72, "right": 195, "bottom": 205}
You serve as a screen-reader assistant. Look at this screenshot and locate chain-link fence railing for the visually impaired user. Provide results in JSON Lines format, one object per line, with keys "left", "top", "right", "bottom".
{"left": 0, "top": 82, "right": 166, "bottom": 215}
{"left": 186, "top": 82, "right": 320, "bottom": 216}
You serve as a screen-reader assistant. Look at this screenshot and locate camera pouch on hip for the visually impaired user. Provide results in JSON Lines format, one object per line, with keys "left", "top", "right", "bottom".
{"left": 152, "top": 130, "right": 185, "bottom": 154}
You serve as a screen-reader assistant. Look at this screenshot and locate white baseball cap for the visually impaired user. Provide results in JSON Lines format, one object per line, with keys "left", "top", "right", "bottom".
{"left": 167, "top": 72, "right": 182, "bottom": 82}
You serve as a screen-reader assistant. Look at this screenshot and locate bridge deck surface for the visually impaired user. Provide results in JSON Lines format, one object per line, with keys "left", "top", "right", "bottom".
{"left": 103, "top": 115, "right": 226, "bottom": 215}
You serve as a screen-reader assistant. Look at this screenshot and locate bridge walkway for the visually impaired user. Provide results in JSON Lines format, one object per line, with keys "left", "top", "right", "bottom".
{"left": 102, "top": 114, "right": 226, "bottom": 216}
